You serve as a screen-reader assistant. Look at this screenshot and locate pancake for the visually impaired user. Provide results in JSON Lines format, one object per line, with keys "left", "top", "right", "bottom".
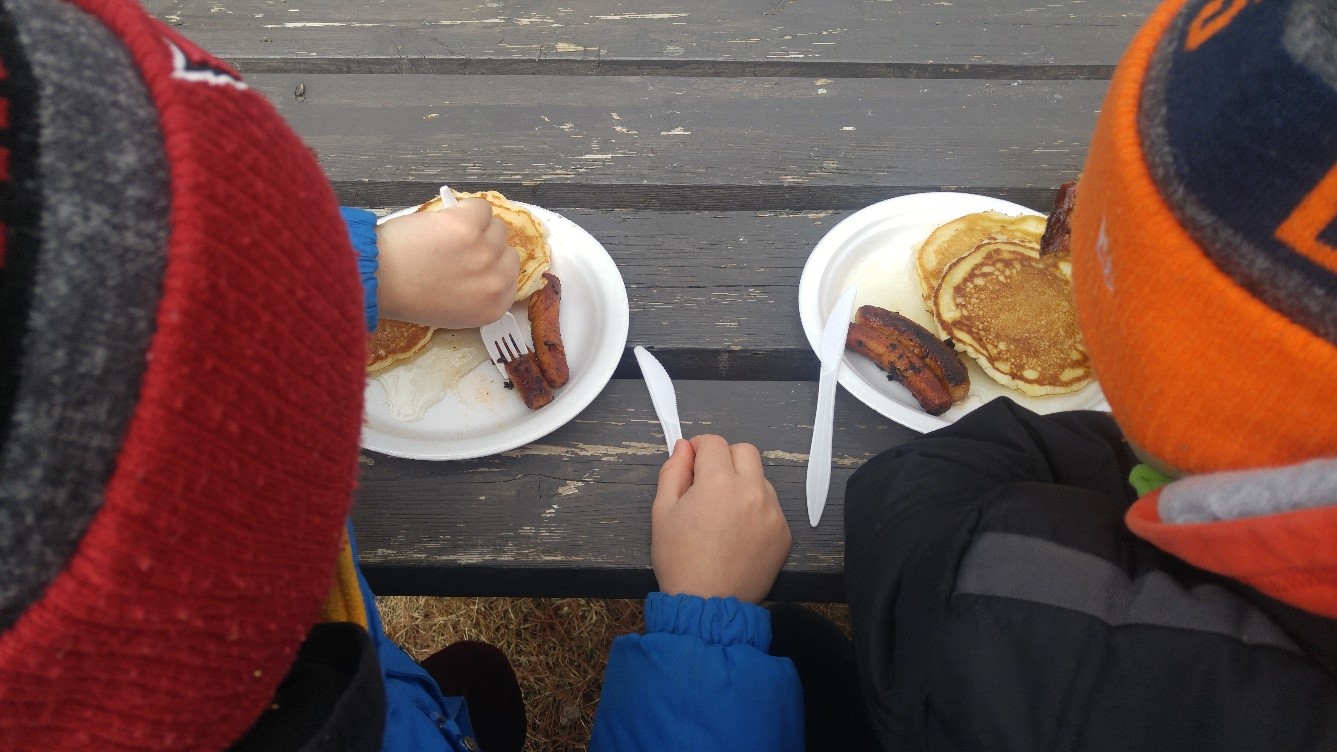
{"left": 416, "top": 189, "right": 552, "bottom": 301}
{"left": 933, "top": 242, "right": 1092, "bottom": 396}
{"left": 916, "top": 211, "right": 1047, "bottom": 305}
{"left": 367, "top": 318, "right": 434, "bottom": 372}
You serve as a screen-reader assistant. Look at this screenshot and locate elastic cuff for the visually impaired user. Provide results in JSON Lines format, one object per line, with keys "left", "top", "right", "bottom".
{"left": 645, "top": 592, "right": 772, "bottom": 651}
{"left": 340, "top": 207, "right": 379, "bottom": 332}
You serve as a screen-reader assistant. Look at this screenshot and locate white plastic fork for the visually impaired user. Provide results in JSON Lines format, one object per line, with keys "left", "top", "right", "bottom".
{"left": 480, "top": 312, "right": 531, "bottom": 380}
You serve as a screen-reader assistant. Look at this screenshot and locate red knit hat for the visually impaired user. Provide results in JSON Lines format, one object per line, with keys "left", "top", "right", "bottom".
{"left": 1070, "top": 0, "right": 1337, "bottom": 475}
{"left": 0, "top": 0, "right": 366, "bottom": 748}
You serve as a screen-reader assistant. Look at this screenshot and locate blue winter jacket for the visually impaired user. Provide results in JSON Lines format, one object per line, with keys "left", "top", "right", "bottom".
{"left": 345, "top": 207, "right": 480, "bottom": 752}
{"left": 345, "top": 207, "right": 804, "bottom": 751}
{"left": 590, "top": 593, "right": 804, "bottom": 752}
{"left": 344, "top": 207, "right": 382, "bottom": 332}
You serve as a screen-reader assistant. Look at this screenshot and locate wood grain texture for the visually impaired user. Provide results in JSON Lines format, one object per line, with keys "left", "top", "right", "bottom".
{"left": 145, "top": 0, "right": 1155, "bottom": 73}
{"left": 359, "top": 208, "right": 837, "bottom": 378}
{"left": 140, "top": 0, "right": 1130, "bottom": 600}
{"left": 250, "top": 74, "right": 1102, "bottom": 209}
{"left": 355, "top": 379, "right": 919, "bottom": 601}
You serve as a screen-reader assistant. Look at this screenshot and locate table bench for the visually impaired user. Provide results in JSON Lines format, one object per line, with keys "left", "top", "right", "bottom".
{"left": 146, "top": 0, "right": 1157, "bottom": 602}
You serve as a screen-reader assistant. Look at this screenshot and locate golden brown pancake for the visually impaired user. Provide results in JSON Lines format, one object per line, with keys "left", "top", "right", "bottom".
{"left": 416, "top": 190, "right": 551, "bottom": 301}
{"left": 933, "top": 243, "right": 1091, "bottom": 396}
{"left": 367, "top": 318, "right": 435, "bottom": 372}
{"left": 916, "top": 211, "right": 1047, "bottom": 305}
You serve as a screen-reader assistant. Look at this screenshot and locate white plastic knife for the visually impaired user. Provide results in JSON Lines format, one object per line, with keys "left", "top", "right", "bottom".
{"left": 634, "top": 346, "right": 683, "bottom": 455}
{"left": 806, "top": 286, "right": 858, "bottom": 527}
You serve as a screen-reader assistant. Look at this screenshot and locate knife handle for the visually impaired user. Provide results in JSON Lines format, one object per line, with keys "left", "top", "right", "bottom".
{"left": 806, "top": 377, "right": 838, "bottom": 527}
{"left": 664, "top": 422, "right": 683, "bottom": 455}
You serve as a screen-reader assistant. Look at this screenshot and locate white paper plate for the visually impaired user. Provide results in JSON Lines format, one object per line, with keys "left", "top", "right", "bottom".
{"left": 361, "top": 203, "right": 629, "bottom": 459}
{"left": 798, "top": 192, "right": 1108, "bottom": 434}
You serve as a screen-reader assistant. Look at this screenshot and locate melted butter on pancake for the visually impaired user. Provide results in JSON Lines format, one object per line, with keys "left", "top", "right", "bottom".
{"left": 374, "top": 329, "right": 491, "bottom": 422}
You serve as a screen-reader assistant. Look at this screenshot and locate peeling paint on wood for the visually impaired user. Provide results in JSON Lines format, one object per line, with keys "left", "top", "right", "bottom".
{"left": 140, "top": 0, "right": 1156, "bottom": 69}
{"left": 501, "top": 441, "right": 665, "bottom": 459}
{"left": 592, "top": 13, "right": 689, "bottom": 20}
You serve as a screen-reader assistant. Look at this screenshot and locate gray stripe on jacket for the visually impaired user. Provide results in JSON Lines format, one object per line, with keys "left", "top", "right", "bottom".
{"left": 954, "top": 532, "right": 1300, "bottom": 653}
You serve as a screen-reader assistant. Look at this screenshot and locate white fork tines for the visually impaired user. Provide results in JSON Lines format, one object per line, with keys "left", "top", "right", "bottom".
{"left": 479, "top": 312, "right": 530, "bottom": 379}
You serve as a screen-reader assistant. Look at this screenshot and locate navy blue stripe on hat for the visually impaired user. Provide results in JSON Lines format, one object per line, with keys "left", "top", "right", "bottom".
{"left": 1140, "top": 0, "right": 1337, "bottom": 345}
{"left": 0, "top": 0, "right": 43, "bottom": 453}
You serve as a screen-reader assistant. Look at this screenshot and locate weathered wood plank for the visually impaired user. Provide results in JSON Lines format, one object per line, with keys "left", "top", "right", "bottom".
{"left": 144, "top": 0, "right": 1142, "bottom": 603}
{"left": 146, "top": 0, "right": 1156, "bottom": 74}
{"left": 249, "top": 74, "right": 1101, "bottom": 209}
{"left": 491, "top": 209, "right": 834, "bottom": 380}
{"left": 355, "top": 379, "right": 918, "bottom": 601}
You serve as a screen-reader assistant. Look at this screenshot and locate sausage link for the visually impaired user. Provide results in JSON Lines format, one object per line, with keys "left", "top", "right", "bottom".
{"left": 846, "top": 322, "right": 953, "bottom": 415}
{"left": 1039, "top": 180, "right": 1078, "bottom": 257}
{"left": 855, "top": 306, "right": 969, "bottom": 403}
{"left": 527, "top": 272, "right": 569, "bottom": 388}
{"left": 504, "top": 352, "right": 555, "bottom": 409}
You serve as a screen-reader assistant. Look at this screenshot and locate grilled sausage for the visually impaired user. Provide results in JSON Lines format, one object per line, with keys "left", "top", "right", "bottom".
{"left": 504, "top": 351, "right": 555, "bottom": 409}
{"left": 855, "top": 305, "right": 970, "bottom": 403}
{"left": 527, "top": 272, "right": 569, "bottom": 388}
{"left": 846, "top": 321, "right": 954, "bottom": 415}
{"left": 1039, "top": 180, "right": 1078, "bottom": 258}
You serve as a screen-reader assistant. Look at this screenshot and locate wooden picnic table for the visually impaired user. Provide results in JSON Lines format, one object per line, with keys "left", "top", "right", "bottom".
{"left": 146, "top": 0, "right": 1157, "bottom": 602}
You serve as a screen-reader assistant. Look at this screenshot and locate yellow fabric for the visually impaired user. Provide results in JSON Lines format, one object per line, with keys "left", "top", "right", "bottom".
{"left": 320, "top": 530, "right": 369, "bottom": 629}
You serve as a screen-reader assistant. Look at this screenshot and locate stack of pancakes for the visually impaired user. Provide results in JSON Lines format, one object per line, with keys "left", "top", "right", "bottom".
{"left": 366, "top": 190, "right": 551, "bottom": 372}
{"left": 915, "top": 210, "right": 1092, "bottom": 396}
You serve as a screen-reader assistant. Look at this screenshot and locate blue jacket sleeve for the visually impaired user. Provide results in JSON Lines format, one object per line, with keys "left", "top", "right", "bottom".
{"left": 347, "top": 521, "right": 480, "bottom": 752}
{"left": 589, "top": 592, "right": 804, "bottom": 752}
{"left": 341, "top": 207, "right": 380, "bottom": 332}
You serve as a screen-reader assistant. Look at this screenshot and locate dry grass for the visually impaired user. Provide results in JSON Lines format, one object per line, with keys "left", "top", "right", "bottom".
{"left": 378, "top": 597, "right": 643, "bottom": 752}
{"left": 378, "top": 596, "right": 850, "bottom": 751}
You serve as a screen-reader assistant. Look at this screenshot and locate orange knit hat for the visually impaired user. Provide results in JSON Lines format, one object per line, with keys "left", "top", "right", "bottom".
{"left": 1069, "top": 0, "right": 1337, "bottom": 475}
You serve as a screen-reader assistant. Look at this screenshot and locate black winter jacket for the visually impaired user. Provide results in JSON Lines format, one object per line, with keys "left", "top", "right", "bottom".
{"left": 844, "top": 399, "right": 1337, "bottom": 751}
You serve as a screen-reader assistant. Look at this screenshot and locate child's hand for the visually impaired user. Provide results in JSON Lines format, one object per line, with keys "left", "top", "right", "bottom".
{"left": 374, "top": 198, "right": 521, "bottom": 329}
{"left": 651, "top": 436, "right": 793, "bottom": 603}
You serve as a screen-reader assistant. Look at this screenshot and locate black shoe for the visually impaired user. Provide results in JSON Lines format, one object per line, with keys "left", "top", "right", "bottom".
{"left": 768, "top": 604, "right": 878, "bottom": 752}
{"left": 420, "top": 641, "right": 527, "bottom": 752}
